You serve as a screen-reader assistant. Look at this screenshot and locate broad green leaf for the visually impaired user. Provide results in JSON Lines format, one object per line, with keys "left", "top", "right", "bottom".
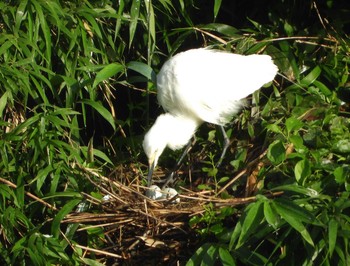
{"left": 264, "top": 201, "right": 279, "bottom": 229}
{"left": 313, "top": 80, "right": 332, "bottom": 96}
{"left": 236, "top": 201, "right": 263, "bottom": 248}
{"left": 186, "top": 243, "right": 211, "bottom": 266}
{"left": 33, "top": 165, "right": 54, "bottom": 191}
{"left": 272, "top": 184, "right": 320, "bottom": 198}
{"left": 273, "top": 199, "right": 315, "bottom": 246}
{"left": 80, "top": 99, "right": 116, "bottom": 130}
{"left": 334, "top": 167, "right": 345, "bottom": 184}
{"left": 80, "top": 147, "right": 113, "bottom": 165}
{"left": 294, "top": 159, "right": 311, "bottom": 182}
{"left": 267, "top": 140, "right": 286, "bottom": 165}
{"left": 0, "top": 40, "right": 13, "bottom": 56}
{"left": 51, "top": 199, "right": 82, "bottom": 238}
{"left": 93, "top": 63, "right": 124, "bottom": 88}
{"left": 300, "top": 66, "right": 321, "bottom": 86}
{"left": 289, "top": 135, "right": 308, "bottom": 153}
{"left": 201, "top": 23, "right": 240, "bottom": 37}
{"left": 127, "top": 61, "right": 157, "bottom": 82}
{"left": 229, "top": 221, "right": 242, "bottom": 250}
{"left": 266, "top": 123, "right": 283, "bottom": 134}
{"left": 219, "top": 247, "right": 236, "bottom": 266}
{"left": 202, "top": 245, "right": 219, "bottom": 265}
{"left": 274, "top": 198, "right": 316, "bottom": 224}
{"left": 285, "top": 117, "right": 303, "bottom": 133}
{"left": 328, "top": 218, "right": 338, "bottom": 257}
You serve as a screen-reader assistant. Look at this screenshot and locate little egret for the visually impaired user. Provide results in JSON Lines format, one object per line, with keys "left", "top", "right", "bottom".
{"left": 143, "top": 48, "right": 278, "bottom": 187}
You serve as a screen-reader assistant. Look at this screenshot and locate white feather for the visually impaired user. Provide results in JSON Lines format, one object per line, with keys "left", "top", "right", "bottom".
{"left": 143, "top": 48, "right": 278, "bottom": 170}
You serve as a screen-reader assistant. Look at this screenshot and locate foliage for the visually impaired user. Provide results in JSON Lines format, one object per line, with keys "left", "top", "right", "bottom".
{"left": 0, "top": 0, "right": 350, "bottom": 264}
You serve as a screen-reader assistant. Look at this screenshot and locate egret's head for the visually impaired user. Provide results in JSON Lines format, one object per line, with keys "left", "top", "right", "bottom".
{"left": 143, "top": 113, "right": 199, "bottom": 186}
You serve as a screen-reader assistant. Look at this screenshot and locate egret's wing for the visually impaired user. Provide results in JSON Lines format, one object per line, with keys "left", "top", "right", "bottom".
{"left": 157, "top": 49, "right": 278, "bottom": 125}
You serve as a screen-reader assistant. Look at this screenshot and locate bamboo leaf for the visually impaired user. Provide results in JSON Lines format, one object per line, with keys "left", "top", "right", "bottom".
{"left": 273, "top": 199, "right": 315, "bottom": 246}
{"left": 213, "top": 0, "right": 222, "bottom": 20}
{"left": 129, "top": 0, "right": 141, "bottom": 47}
{"left": 51, "top": 199, "right": 82, "bottom": 238}
{"left": 236, "top": 201, "right": 263, "bottom": 248}
{"left": 127, "top": 61, "right": 157, "bottom": 82}
{"left": 80, "top": 99, "right": 116, "bottom": 131}
{"left": 93, "top": 63, "right": 124, "bottom": 88}
{"left": 300, "top": 66, "right": 321, "bottom": 86}
{"left": 219, "top": 247, "right": 236, "bottom": 266}
{"left": 0, "top": 91, "right": 9, "bottom": 118}
{"left": 264, "top": 201, "right": 279, "bottom": 229}
{"left": 328, "top": 218, "right": 338, "bottom": 257}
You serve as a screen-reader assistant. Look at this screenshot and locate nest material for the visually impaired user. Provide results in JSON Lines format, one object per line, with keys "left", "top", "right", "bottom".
{"left": 62, "top": 163, "right": 282, "bottom": 265}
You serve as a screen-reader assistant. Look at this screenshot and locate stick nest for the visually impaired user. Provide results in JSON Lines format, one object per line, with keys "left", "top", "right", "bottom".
{"left": 63, "top": 162, "right": 278, "bottom": 265}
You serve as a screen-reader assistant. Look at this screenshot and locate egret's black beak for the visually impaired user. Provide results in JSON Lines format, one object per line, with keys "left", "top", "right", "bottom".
{"left": 147, "top": 161, "right": 156, "bottom": 187}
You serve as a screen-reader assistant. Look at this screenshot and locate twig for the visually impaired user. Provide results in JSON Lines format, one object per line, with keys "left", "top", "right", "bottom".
{"left": 217, "top": 149, "right": 267, "bottom": 195}
{"left": 0, "top": 177, "right": 57, "bottom": 211}
{"left": 74, "top": 244, "right": 123, "bottom": 259}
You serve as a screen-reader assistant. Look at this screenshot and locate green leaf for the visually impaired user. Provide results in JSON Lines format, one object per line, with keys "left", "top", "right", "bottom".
{"left": 92, "top": 63, "right": 124, "bottom": 88}
{"left": 201, "top": 23, "right": 240, "bottom": 37}
{"left": 219, "top": 247, "right": 236, "bottom": 266}
{"left": 300, "top": 66, "right": 321, "bottom": 86}
{"left": 51, "top": 199, "right": 82, "bottom": 238}
{"left": 294, "top": 159, "right": 311, "bottom": 182}
{"left": 264, "top": 201, "right": 279, "bottom": 229}
{"left": 229, "top": 220, "right": 242, "bottom": 250}
{"left": 266, "top": 123, "right": 283, "bottom": 134}
{"left": 334, "top": 167, "right": 345, "bottom": 184}
{"left": 80, "top": 258, "right": 106, "bottom": 266}
{"left": 213, "top": 0, "right": 222, "bottom": 20}
{"left": 236, "top": 201, "right": 263, "bottom": 248}
{"left": 80, "top": 99, "right": 116, "bottom": 130}
{"left": 267, "top": 140, "right": 286, "bottom": 165}
{"left": 289, "top": 135, "right": 308, "bottom": 153}
{"left": 272, "top": 184, "right": 320, "bottom": 198}
{"left": 285, "top": 117, "right": 303, "bottom": 133}
{"left": 129, "top": 0, "right": 141, "bottom": 47}
{"left": 80, "top": 147, "right": 113, "bottom": 165}
{"left": 202, "top": 245, "right": 219, "bottom": 265}
{"left": 32, "top": 165, "right": 54, "bottom": 191}
{"left": 273, "top": 199, "right": 315, "bottom": 246}
{"left": 0, "top": 91, "right": 9, "bottom": 118}
{"left": 333, "top": 139, "right": 350, "bottom": 153}
{"left": 127, "top": 61, "right": 157, "bottom": 83}
{"left": 186, "top": 243, "right": 210, "bottom": 266}
{"left": 313, "top": 80, "right": 332, "bottom": 96}
{"left": 328, "top": 218, "right": 338, "bottom": 257}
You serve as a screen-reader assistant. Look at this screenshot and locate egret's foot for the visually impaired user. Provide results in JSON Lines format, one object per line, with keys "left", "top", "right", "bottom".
{"left": 215, "top": 126, "right": 231, "bottom": 168}
{"left": 161, "top": 171, "right": 176, "bottom": 190}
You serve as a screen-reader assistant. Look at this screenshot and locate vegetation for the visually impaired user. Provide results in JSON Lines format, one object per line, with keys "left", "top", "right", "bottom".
{"left": 0, "top": 0, "right": 349, "bottom": 265}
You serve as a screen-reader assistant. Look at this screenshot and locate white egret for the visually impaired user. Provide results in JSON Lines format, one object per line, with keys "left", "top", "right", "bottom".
{"left": 143, "top": 48, "right": 278, "bottom": 187}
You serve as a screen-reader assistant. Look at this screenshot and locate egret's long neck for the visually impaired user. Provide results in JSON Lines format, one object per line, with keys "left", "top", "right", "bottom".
{"left": 166, "top": 114, "right": 200, "bottom": 151}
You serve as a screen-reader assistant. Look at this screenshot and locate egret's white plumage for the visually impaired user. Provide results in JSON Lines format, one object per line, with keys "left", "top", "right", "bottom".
{"left": 143, "top": 48, "right": 278, "bottom": 186}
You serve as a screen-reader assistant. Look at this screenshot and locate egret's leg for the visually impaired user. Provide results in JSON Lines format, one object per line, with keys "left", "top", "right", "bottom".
{"left": 216, "top": 126, "right": 231, "bottom": 168}
{"left": 161, "top": 138, "right": 196, "bottom": 189}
